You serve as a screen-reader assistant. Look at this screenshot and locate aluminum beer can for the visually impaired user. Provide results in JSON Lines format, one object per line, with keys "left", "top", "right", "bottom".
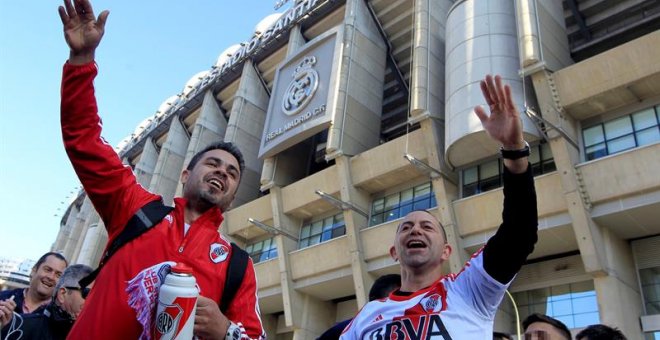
{"left": 153, "top": 263, "right": 198, "bottom": 340}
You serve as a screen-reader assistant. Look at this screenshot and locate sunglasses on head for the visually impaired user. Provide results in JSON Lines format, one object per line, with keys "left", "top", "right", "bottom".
{"left": 65, "top": 287, "right": 91, "bottom": 299}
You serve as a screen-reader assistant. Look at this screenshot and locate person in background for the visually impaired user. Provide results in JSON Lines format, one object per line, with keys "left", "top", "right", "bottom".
{"left": 1, "top": 264, "right": 93, "bottom": 340}
{"left": 0, "top": 252, "right": 68, "bottom": 319}
{"left": 317, "top": 274, "right": 401, "bottom": 340}
{"left": 576, "top": 324, "right": 627, "bottom": 340}
{"left": 523, "top": 313, "right": 572, "bottom": 340}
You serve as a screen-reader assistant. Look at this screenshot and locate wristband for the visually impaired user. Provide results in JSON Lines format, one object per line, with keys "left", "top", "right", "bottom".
{"left": 500, "top": 141, "right": 530, "bottom": 160}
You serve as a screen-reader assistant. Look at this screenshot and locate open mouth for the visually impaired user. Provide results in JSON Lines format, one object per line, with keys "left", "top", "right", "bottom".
{"left": 207, "top": 178, "right": 225, "bottom": 191}
{"left": 406, "top": 240, "right": 427, "bottom": 249}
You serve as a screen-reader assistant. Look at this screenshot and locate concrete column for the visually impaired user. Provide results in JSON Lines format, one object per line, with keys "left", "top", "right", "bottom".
{"left": 326, "top": 0, "right": 386, "bottom": 159}
{"left": 335, "top": 156, "right": 373, "bottom": 307}
{"left": 62, "top": 197, "right": 93, "bottom": 261}
{"left": 268, "top": 186, "right": 304, "bottom": 328}
{"left": 134, "top": 137, "right": 159, "bottom": 187}
{"left": 71, "top": 212, "right": 99, "bottom": 264}
{"left": 175, "top": 90, "right": 228, "bottom": 197}
{"left": 52, "top": 203, "right": 79, "bottom": 253}
{"left": 261, "top": 25, "right": 307, "bottom": 190}
{"left": 409, "top": 0, "right": 452, "bottom": 119}
{"left": 149, "top": 117, "right": 190, "bottom": 205}
{"left": 593, "top": 227, "right": 644, "bottom": 339}
{"left": 291, "top": 294, "right": 334, "bottom": 340}
{"left": 77, "top": 220, "right": 108, "bottom": 267}
{"left": 529, "top": 70, "right": 607, "bottom": 274}
{"left": 225, "top": 59, "right": 269, "bottom": 206}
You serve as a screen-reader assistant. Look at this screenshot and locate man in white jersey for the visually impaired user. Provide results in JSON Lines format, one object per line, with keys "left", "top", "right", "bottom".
{"left": 341, "top": 74, "right": 538, "bottom": 339}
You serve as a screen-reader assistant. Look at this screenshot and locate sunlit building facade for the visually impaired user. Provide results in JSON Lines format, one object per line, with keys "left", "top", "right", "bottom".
{"left": 53, "top": 0, "right": 660, "bottom": 338}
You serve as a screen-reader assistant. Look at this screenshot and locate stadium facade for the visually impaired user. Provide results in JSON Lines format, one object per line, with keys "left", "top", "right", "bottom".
{"left": 53, "top": 0, "right": 660, "bottom": 338}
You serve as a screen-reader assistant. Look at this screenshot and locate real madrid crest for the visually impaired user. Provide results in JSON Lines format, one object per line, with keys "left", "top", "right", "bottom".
{"left": 209, "top": 243, "right": 229, "bottom": 263}
{"left": 282, "top": 56, "right": 319, "bottom": 116}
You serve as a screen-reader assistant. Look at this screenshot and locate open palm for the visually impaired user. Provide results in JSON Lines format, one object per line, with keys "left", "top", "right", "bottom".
{"left": 474, "top": 75, "right": 524, "bottom": 149}
{"left": 58, "top": 0, "right": 109, "bottom": 59}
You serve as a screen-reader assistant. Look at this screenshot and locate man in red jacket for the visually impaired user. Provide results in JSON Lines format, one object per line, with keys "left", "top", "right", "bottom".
{"left": 57, "top": 0, "right": 265, "bottom": 339}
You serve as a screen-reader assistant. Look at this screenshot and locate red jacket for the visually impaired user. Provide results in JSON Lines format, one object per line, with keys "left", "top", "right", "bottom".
{"left": 61, "top": 62, "right": 265, "bottom": 339}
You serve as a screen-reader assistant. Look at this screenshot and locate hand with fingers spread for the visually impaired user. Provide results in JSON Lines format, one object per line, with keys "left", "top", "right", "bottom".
{"left": 58, "top": 0, "right": 109, "bottom": 65}
{"left": 474, "top": 74, "right": 528, "bottom": 173}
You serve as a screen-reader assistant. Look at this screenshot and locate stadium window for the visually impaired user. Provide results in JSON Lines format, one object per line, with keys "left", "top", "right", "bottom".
{"left": 583, "top": 105, "right": 660, "bottom": 161}
{"left": 245, "top": 237, "right": 278, "bottom": 264}
{"left": 369, "top": 182, "right": 437, "bottom": 226}
{"left": 461, "top": 142, "right": 556, "bottom": 197}
{"left": 639, "top": 266, "right": 660, "bottom": 315}
{"left": 299, "top": 213, "right": 345, "bottom": 249}
{"left": 513, "top": 280, "right": 600, "bottom": 329}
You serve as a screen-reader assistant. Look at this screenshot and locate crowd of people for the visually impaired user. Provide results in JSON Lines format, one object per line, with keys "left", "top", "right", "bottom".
{"left": 0, "top": 0, "right": 634, "bottom": 339}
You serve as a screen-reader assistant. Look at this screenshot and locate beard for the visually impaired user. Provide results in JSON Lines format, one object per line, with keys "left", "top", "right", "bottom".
{"left": 198, "top": 188, "right": 233, "bottom": 212}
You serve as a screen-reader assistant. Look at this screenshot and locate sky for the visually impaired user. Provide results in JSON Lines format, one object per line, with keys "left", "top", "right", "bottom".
{"left": 0, "top": 0, "right": 280, "bottom": 261}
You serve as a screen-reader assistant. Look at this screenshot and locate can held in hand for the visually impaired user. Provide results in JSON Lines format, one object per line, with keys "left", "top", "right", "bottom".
{"left": 153, "top": 263, "right": 198, "bottom": 339}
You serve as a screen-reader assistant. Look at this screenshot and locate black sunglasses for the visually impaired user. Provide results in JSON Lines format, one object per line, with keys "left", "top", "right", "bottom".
{"left": 65, "top": 287, "right": 91, "bottom": 299}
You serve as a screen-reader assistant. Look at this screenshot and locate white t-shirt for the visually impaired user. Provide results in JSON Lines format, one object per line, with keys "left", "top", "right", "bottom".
{"left": 340, "top": 250, "right": 509, "bottom": 339}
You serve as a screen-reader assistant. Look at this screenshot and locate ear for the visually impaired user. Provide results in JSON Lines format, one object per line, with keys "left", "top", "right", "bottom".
{"left": 56, "top": 288, "right": 67, "bottom": 305}
{"left": 440, "top": 243, "right": 452, "bottom": 261}
{"left": 180, "top": 169, "right": 190, "bottom": 186}
{"left": 389, "top": 245, "right": 398, "bottom": 262}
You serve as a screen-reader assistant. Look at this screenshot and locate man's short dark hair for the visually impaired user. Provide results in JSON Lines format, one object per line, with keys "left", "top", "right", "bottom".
{"left": 368, "top": 274, "right": 401, "bottom": 301}
{"left": 576, "top": 324, "right": 627, "bottom": 340}
{"left": 522, "top": 313, "right": 571, "bottom": 340}
{"left": 186, "top": 141, "right": 245, "bottom": 178}
{"left": 493, "top": 331, "right": 512, "bottom": 340}
{"left": 34, "top": 252, "right": 68, "bottom": 271}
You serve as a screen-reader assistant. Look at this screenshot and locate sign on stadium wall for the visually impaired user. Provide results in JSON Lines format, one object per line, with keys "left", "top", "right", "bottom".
{"left": 258, "top": 27, "right": 343, "bottom": 158}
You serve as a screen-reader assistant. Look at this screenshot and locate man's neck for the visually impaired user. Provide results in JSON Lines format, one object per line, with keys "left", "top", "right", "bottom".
{"left": 24, "top": 288, "right": 49, "bottom": 313}
{"left": 399, "top": 266, "right": 444, "bottom": 292}
{"left": 184, "top": 199, "right": 214, "bottom": 224}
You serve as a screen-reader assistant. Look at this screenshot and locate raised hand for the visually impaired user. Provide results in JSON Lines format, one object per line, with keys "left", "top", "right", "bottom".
{"left": 474, "top": 74, "right": 528, "bottom": 173}
{"left": 0, "top": 297, "right": 17, "bottom": 328}
{"left": 58, "top": 0, "right": 109, "bottom": 64}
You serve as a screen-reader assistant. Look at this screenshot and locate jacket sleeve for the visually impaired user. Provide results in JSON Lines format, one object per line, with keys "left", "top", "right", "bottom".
{"left": 224, "top": 258, "right": 266, "bottom": 340}
{"left": 60, "top": 62, "right": 159, "bottom": 241}
{"left": 482, "top": 163, "right": 538, "bottom": 284}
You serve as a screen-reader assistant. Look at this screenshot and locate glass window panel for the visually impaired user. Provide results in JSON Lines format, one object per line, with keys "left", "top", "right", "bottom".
{"left": 542, "top": 160, "right": 557, "bottom": 173}
{"left": 586, "top": 144, "right": 607, "bottom": 160}
{"left": 414, "top": 183, "right": 431, "bottom": 196}
{"left": 246, "top": 245, "right": 253, "bottom": 253}
{"left": 270, "top": 248, "right": 278, "bottom": 259}
{"left": 604, "top": 116, "right": 633, "bottom": 139}
{"left": 332, "top": 226, "right": 346, "bottom": 238}
{"left": 529, "top": 288, "right": 550, "bottom": 303}
{"left": 400, "top": 188, "right": 414, "bottom": 204}
{"left": 607, "top": 135, "right": 636, "bottom": 154}
{"left": 311, "top": 222, "right": 323, "bottom": 235}
{"left": 430, "top": 194, "right": 437, "bottom": 208}
{"left": 310, "top": 234, "right": 321, "bottom": 246}
{"left": 572, "top": 296, "right": 598, "bottom": 314}
{"left": 480, "top": 176, "right": 501, "bottom": 192}
{"left": 300, "top": 226, "right": 310, "bottom": 238}
{"left": 641, "top": 267, "right": 660, "bottom": 284}
{"left": 555, "top": 315, "right": 575, "bottom": 329}
{"left": 463, "top": 167, "right": 478, "bottom": 185}
{"left": 633, "top": 108, "right": 658, "bottom": 130}
{"left": 583, "top": 125, "right": 605, "bottom": 146}
{"left": 260, "top": 252, "right": 270, "bottom": 262}
{"left": 334, "top": 213, "right": 344, "bottom": 224}
{"left": 250, "top": 254, "right": 260, "bottom": 263}
{"left": 323, "top": 223, "right": 333, "bottom": 232}
{"left": 531, "top": 302, "right": 550, "bottom": 315}
{"left": 573, "top": 312, "right": 600, "bottom": 328}
{"left": 370, "top": 213, "right": 384, "bottom": 226}
{"left": 299, "top": 238, "right": 309, "bottom": 248}
{"left": 636, "top": 127, "right": 660, "bottom": 146}
{"left": 551, "top": 299, "right": 572, "bottom": 316}
{"left": 385, "top": 208, "right": 399, "bottom": 221}
{"left": 262, "top": 238, "right": 271, "bottom": 248}
{"left": 253, "top": 242, "right": 263, "bottom": 252}
{"left": 400, "top": 203, "right": 413, "bottom": 217}
{"left": 463, "top": 183, "right": 478, "bottom": 197}
{"left": 321, "top": 230, "right": 332, "bottom": 242}
{"left": 384, "top": 193, "right": 400, "bottom": 209}
{"left": 413, "top": 198, "right": 431, "bottom": 211}
{"left": 480, "top": 160, "right": 500, "bottom": 178}
{"left": 372, "top": 198, "right": 384, "bottom": 213}
{"left": 324, "top": 217, "right": 334, "bottom": 227}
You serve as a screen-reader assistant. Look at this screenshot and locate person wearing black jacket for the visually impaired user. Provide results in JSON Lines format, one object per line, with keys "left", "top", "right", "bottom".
{"left": 1, "top": 264, "right": 92, "bottom": 340}
{"left": 340, "top": 74, "right": 538, "bottom": 339}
